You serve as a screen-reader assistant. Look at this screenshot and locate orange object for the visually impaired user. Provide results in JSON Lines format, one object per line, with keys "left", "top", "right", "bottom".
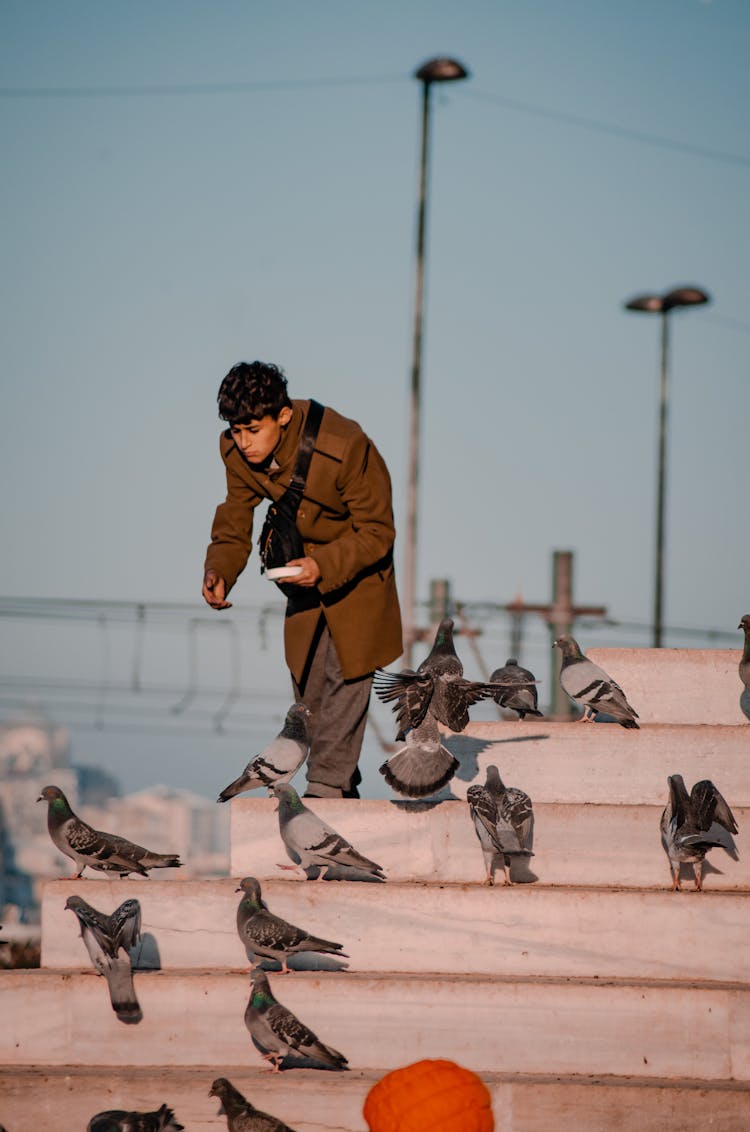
{"left": 363, "top": 1059, "right": 494, "bottom": 1131}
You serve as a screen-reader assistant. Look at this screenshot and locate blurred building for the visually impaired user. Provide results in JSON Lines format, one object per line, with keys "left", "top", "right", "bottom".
{"left": 0, "top": 714, "right": 229, "bottom": 932}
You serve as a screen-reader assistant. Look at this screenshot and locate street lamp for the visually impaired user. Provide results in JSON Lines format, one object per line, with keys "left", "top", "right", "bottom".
{"left": 624, "top": 285, "right": 711, "bottom": 648}
{"left": 403, "top": 56, "right": 469, "bottom": 666}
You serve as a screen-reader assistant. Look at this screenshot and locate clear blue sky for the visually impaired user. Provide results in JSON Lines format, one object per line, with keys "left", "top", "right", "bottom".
{"left": 1, "top": 1, "right": 748, "bottom": 797}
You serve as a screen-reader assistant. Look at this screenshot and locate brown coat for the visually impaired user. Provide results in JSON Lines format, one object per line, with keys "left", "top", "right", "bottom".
{"left": 204, "top": 400, "right": 403, "bottom": 683}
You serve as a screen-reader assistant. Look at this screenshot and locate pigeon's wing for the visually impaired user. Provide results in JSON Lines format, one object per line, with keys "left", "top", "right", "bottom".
{"left": 467, "top": 786, "right": 503, "bottom": 852}
{"left": 267, "top": 1001, "right": 348, "bottom": 1069}
{"left": 379, "top": 712, "right": 459, "bottom": 798}
{"left": 65, "top": 818, "right": 133, "bottom": 872}
{"left": 561, "top": 659, "right": 638, "bottom": 721}
{"left": 691, "top": 780, "right": 738, "bottom": 835}
{"left": 435, "top": 677, "right": 492, "bottom": 732}
{"left": 67, "top": 898, "right": 118, "bottom": 959}
{"left": 373, "top": 668, "right": 434, "bottom": 733}
{"left": 110, "top": 899, "right": 142, "bottom": 954}
{"left": 502, "top": 787, "right": 534, "bottom": 851}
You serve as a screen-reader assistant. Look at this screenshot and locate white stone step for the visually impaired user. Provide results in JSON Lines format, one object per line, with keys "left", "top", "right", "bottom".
{"left": 228, "top": 798, "right": 749, "bottom": 888}
{"left": 450, "top": 720, "right": 750, "bottom": 805}
{"left": 585, "top": 648, "right": 747, "bottom": 725}
{"left": 40, "top": 878, "right": 750, "bottom": 983}
{"left": 2, "top": 969, "right": 748, "bottom": 1082}
{"left": 1, "top": 1065, "right": 748, "bottom": 1132}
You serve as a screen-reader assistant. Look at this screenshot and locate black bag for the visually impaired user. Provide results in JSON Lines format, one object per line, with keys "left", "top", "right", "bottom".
{"left": 259, "top": 399, "right": 324, "bottom": 609}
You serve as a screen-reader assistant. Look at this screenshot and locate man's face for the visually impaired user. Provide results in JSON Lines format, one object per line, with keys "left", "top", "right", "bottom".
{"left": 230, "top": 406, "right": 292, "bottom": 464}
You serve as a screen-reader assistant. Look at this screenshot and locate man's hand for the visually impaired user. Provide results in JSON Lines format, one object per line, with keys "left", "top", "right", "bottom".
{"left": 202, "top": 570, "right": 232, "bottom": 609}
{"left": 286, "top": 556, "right": 322, "bottom": 587}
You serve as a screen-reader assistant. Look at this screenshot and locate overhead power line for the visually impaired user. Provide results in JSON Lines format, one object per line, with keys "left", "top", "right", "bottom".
{"left": 0, "top": 73, "right": 404, "bottom": 99}
{"left": 464, "top": 87, "right": 750, "bottom": 169}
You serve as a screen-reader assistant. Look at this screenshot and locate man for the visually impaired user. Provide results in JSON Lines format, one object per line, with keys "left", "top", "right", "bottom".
{"left": 202, "top": 360, "right": 402, "bottom": 798}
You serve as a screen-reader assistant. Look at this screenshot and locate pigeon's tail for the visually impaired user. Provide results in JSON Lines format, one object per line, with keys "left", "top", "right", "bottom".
{"left": 379, "top": 745, "right": 459, "bottom": 799}
{"left": 303, "top": 935, "right": 348, "bottom": 957}
{"left": 618, "top": 718, "right": 640, "bottom": 730}
{"left": 310, "top": 1040, "right": 349, "bottom": 1071}
{"left": 106, "top": 956, "right": 143, "bottom": 1024}
{"left": 141, "top": 852, "right": 182, "bottom": 870}
{"left": 217, "top": 774, "right": 254, "bottom": 803}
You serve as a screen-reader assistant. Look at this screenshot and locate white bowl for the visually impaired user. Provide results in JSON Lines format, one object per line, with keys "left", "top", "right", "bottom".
{"left": 266, "top": 566, "right": 303, "bottom": 580}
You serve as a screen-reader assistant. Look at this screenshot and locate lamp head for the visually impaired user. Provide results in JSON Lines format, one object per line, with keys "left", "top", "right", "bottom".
{"left": 414, "top": 57, "right": 469, "bottom": 85}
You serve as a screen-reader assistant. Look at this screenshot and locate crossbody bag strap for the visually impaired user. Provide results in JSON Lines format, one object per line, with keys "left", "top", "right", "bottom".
{"left": 287, "top": 399, "right": 324, "bottom": 496}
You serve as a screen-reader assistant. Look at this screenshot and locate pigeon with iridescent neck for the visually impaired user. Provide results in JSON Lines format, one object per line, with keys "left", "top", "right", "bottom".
{"left": 65, "top": 894, "right": 143, "bottom": 1023}
{"left": 38, "top": 785, "right": 182, "bottom": 878}
{"left": 218, "top": 703, "right": 312, "bottom": 802}
{"left": 236, "top": 876, "right": 347, "bottom": 973}
{"left": 244, "top": 968, "right": 348, "bottom": 1072}
{"left": 553, "top": 635, "right": 639, "bottom": 727}
{"left": 273, "top": 783, "right": 385, "bottom": 881}
{"left": 209, "top": 1076, "right": 299, "bottom": 1131}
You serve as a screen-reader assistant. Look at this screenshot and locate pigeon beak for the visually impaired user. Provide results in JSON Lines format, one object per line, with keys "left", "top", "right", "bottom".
{"left": 36, "top": 793, "right": 43, "bottom": 802}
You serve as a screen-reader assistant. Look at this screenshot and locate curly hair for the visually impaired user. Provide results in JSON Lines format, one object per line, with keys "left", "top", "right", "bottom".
{"left": 217, "top": 361, "right": 292, "bottom": 422}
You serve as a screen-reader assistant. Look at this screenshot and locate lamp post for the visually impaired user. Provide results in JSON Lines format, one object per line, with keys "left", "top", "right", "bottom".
{"left": 403, "top": 56, "right": 469, "bottom": 666}
{"left": 624, "top": 285, "right": 710, "bottom": 648}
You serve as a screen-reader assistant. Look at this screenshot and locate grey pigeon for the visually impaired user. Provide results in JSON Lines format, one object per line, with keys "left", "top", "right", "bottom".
{"left": 209, "top": 1076, "right": 299, "bottom": 1131}
{"left": 218, "top": 703, "right": 313, "bottom": 802}
{"left": 236, "top": 876, "right": 348, "bottom": 974}
{"left": 374, "top": 618, "right": 527, "bottom": 738}
{"left": 467, "top": 764, "right": 534, "bottom": 885}
{"left": 660, "top": 774, "right": 739, "bottom": 891}
{"left": 244, "top": 967, "right": 348, "bottom": 1072}
{"left": 273, "top": 783, "right": 385, "bottom": 881}
{"left": 379, "top": 709, "right": 459, "bottom": 798}
{"left": 737, "top": 615, "right": 750, "bottom": 721}
{"left": 87, "top": 1105, "right": 184, "bottom": 1132}
{"left": 38, "top": 785, "right": 182, "bottom": 878}
{"left": 65, "top": 894, "right": 143, "bottom": 1023}
{"left": 553, "top": 635, "right": 639, "bottom": 728}
{"left": 489, "top": 658, "right": 542, "bottom": 719}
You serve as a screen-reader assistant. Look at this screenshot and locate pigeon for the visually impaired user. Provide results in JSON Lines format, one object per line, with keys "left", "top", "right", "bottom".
{"left": 244, "top": 967, "right": 348, "bottom": 1072}
{"left": 87, "top": 1105, "right": 184, "bottom": 1132}
{"left": 37, "top": 785, "right": 183, "bottom": 878}
{"left": 489, "top": 658, "right": 542, "bottom": 719}
{"left": 236, "top": 876, "right": 348, "bottom": 974}
{"left": 738, "top": 615, "right": 750, "bottom": 721}
{"left": 218, "top": 703, "right": 313, "bottom": 802}
{"left": 65, "top": 894, "right": 143, "bottom": 1023}
{"left": 467, "top": 764, "right": 534, "bottom": 885}
{"left": 209, "top": 1076, "right": 299, "bottom": 1131}
{"left": 660, "top": 774, "right": 739, "bottom": 891}
{"left": 273, "top": 783, "right": 385, "bottom": 881}
{"left": 552, "top": 635, "right": 639, "bottom": 728}
{"left": 374, "top": 618, "right": 528, "bottom": 739}
{"left": 379, "top": 709, "right": 459, "bottom": 798}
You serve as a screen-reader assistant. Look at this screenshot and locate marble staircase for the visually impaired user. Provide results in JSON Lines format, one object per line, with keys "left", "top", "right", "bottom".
{"left": 1, "top": 649, "right": 748, "bottom": 1131}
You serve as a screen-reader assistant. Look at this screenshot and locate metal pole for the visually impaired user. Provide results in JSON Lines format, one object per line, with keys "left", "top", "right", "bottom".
{"left": 403, "top": 80, "right": 432, "bottom": 667}
{"left": 549, "top": 550, "right": 574, "bottom": 719}
{"left": 653, "top": 311, "right": 670, "bottom": 648}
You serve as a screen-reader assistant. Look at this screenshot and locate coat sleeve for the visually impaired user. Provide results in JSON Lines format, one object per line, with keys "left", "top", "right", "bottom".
{"left": 310, "top": 431, "right": 396, "bottom": 594}
{"left": 204, "top": 444, "right": 264, "bottom": 593}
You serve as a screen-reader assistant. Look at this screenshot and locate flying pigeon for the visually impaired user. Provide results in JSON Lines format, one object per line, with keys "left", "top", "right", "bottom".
{"left": 379, "top": 709, "right": 459, "bottom": 798}
{"left": 273, "top": 783, "right": 385, "bottom": 881}
{"left": 236, "top": 876, "right": 348, "bottom": 974}
{"left": 218, "top": 703, "right": 313, "bottom": 802}
{"left": 244, "top": 967, "right": 348, "bottom": 1072}
{"left": 660, "top": 774, "right": 739, "bottom": 891}
{"left": 467, "top": 764, "right": 534, "bottom": 885}
{"left": 37, "top": 785, "right": 183, "bottom": 878}
{"left": 374, "top": 617, "right": 528, "bottom": 738}
{"left": 552, "top": 635, "right": 639, "bottom": 728}
{"left": 209, "top": 1076, "right": 299, "bottom": 1131}
{"left": 87, "top": 1105, "right": 184, "bottom": 1132}
{"left": 489, "top": 658, "right": 542, "bottom": 719}
{"left": 65, "top": 894, "right": 143, "bottom": 1023}
{"left": 737, "top": 615, "right": 750, "bottom": 720}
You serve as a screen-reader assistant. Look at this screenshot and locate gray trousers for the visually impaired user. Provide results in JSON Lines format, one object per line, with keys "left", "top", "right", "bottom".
{"left": 291, "top": 616, "right": 372, "bottom": 798}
